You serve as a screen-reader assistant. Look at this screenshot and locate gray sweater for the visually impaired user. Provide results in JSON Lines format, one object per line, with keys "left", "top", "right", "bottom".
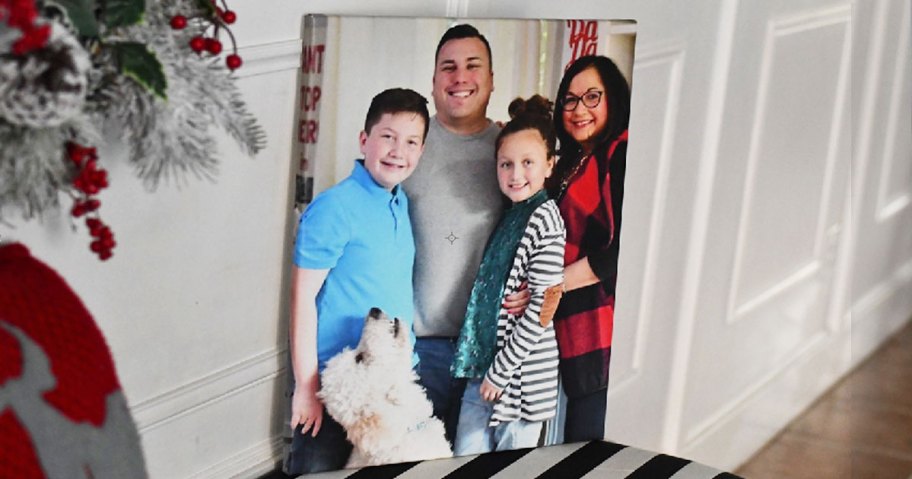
{"left": 403, "top": 116, "right": 502, "bottom": 337}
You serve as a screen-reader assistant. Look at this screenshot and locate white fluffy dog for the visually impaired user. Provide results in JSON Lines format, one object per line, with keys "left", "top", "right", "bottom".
{"left": 319, "top": 307, "right": 452, "bottom": 468}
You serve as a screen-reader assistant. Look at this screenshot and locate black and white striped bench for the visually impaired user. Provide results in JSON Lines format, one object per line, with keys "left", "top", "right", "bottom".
{"left": 297, "top": 441, "right": 744, "bottom": 479}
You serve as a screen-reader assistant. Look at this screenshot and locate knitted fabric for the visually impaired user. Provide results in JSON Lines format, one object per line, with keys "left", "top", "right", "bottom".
{"left": 0, "top": 242, "right": 146, "bottom": 478}
{"left": 452, "top": 189, "right": 549, "bottom": 379}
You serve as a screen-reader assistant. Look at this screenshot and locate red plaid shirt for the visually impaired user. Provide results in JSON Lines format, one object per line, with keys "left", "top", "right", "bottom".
{"left": 552, "top": 130, "right": 628, "bottom": 398}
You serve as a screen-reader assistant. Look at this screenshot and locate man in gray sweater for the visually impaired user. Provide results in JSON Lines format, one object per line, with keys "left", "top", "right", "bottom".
{"left": 403, "top": 24, "right": 528, "bottom": 444}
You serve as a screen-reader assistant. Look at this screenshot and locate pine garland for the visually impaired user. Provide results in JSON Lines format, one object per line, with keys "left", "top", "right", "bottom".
{"left": 0, "top": 0, "right": 267, "bottom": 223}
{"left": 103, "top": 0, "right": 266, "bottom": 188}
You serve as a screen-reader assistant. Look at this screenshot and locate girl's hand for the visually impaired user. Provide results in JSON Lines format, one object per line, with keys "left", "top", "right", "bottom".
{"left": 480, "top": 378, "right": 504, "bottom": 402}
{"left": 290, "top": 384, "right": 324, "bottom": 437}
{"left": 503, "top": 281, "right": 530, "bottom": 316}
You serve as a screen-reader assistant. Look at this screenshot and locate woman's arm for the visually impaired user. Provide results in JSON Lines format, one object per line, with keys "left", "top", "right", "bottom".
{"left": 563, "top": 257, "right": 600, "bottom": 292}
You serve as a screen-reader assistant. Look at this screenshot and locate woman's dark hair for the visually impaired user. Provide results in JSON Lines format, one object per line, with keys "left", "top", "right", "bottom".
{"left": 495, "top": 95, "right": 556, "bottom": 159}
{"left": 553, "top": 55, "right": 630, "bottom": 159}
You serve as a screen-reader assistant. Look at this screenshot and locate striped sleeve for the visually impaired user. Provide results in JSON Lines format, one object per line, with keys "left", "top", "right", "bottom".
{"left": 486, "top": 202, "right": 566, "bottom": 389}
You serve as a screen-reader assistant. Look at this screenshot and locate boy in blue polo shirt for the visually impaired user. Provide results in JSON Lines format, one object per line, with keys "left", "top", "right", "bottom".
{"left": 284, "top": 88, "right": 430, "bottom": 475}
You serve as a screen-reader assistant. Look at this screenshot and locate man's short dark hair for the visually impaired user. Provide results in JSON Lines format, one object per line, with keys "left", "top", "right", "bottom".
{"left": 364, "top": 88, "right": 430, "bottom": 140}
{"left": 434, "top": 23, "right": 493, "bottom": 67}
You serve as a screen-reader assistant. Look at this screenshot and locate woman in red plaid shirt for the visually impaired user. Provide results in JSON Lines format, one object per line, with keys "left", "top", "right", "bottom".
{"left": 548, "top": 55, "right": 631, "bottom": 443}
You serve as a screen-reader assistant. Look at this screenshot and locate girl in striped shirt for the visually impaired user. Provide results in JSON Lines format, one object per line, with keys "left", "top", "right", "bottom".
{"left": 451, "top": 95, "right": 566, "bottom": 455}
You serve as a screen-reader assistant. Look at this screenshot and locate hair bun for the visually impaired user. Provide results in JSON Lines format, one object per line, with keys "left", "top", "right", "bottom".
{"left": 507, "top": 94, "right": 553, "bottom": 121}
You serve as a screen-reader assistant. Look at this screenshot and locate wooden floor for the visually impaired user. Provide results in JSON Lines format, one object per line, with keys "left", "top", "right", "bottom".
{"left": 736, "top": 320, "right": 912, "bottom": 479}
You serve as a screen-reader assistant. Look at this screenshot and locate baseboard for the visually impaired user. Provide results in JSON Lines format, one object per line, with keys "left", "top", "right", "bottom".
{"left": 677, "top": 327, "right": 852, "bottom": 471}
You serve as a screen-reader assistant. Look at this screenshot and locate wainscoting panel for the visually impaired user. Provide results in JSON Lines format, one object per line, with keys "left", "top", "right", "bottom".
{"left": 678, "top": 1, "right": 853, "bottom": 470}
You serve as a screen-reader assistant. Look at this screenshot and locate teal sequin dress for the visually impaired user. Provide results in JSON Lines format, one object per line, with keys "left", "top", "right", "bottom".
{"left": 451, "top": 190, "right": 549, "bottom": 379}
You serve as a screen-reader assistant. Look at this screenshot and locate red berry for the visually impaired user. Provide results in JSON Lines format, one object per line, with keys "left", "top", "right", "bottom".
{"left": 85, "top": 159, "right": 97, "bottom": 171}
{"left": 170, "top": 15, "right": 187, "bottom": 29}
{"left": 84, "top": 183, "right": 99, "bottom": 195}
{"left": 225, "top": 54, "right": 242, "bottom": 70}
{"left": 87, "top": 219, "right": 103, "bottom": 236}
{"left": 90, "top": 240, "right": 103, "bottom": 252}
{"left": 71, "top": 203, "right": 86, "bottom": 217}
{"left": 67, "top": 143, "right": 86, "bottom": 165}
{"left": 99, "top": 250, "right": 113, "bottom": 261}
{"left": 91, "top": 170, "right": 104, "bottom": 184}
{"left": 189, "top": 36, "right": 205, "bottom": 52}
{"left": 205, "top": 38, "right": 222, "bottom": 55}
{"left": 221, "top": 10, "right": 236, "bottom": 24}
{"left": 101, "top": 236, "right": 116, "bottom": 249}
{"left": 85, "top": 199, "right": 100, "bottom": 211}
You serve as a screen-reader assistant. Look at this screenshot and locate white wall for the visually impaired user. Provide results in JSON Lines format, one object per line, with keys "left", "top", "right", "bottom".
{"left": 2, "top": 0, "right": 909, "bottom": 477}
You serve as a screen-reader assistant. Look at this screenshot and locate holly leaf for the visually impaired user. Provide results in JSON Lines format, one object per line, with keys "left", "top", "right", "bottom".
{"left": 111, "top": 42, "right": 167, "bottom": 99}
{"left": 52, "top": 0, "right": 100, "bottom": 37}
{"left": 100, "top": 0, "right": 145, "bottom": 28}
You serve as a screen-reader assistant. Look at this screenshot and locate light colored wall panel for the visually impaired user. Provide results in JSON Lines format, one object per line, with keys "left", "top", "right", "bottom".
{"left": 608, "top": 40, "right": 703, "bottom": 450}
{"left": 140, "top": 376, "right": 283, "bottom": 479}
{"left": 874, "top": 3, "right": 912, "bottom": 222}
{"left": 680, "top": 2, "right": 853, "bottom": 470}
{"left": 611, "top": 45, "right": 683, "bottom": 395}
{"left": 132, "top": 349, "right": 284, "bottom": 432}
{"left": 729, "top": 13, "right": 848, "bottom": 318}
{"left": 680, "top": 327, "right": 851, "bottom": 469}
{"left": 851, "top": 0, "right": 912, "bottom": 301}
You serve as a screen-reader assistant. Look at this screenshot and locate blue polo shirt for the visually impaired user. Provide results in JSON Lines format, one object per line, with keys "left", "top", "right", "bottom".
{"left": 294, "top": 160, "right": 416, "bottom": 370}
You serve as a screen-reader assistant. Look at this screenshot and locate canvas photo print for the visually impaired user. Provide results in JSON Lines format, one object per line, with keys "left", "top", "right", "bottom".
{"left": 283, "top": 14, "right": 637, "bottom": 475}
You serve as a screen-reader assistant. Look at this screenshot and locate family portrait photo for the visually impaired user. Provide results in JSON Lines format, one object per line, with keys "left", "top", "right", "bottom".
{"left": 282, "top": 14, "right": 637, "bottom": 474}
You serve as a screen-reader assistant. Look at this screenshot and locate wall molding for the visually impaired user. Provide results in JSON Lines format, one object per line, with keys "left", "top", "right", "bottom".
{"left": 827, "top": 0, "right": 891, "bottom": 337}
{"left": 874, "top": 0, "right": 912, "bottom": 222}
{"left": 680, "top": 326, "right": 851, "bottom": 470}
{"left": 234, "top": 39, "right": 304, "bottom": 78}
{"left": 661, "top": 0, "right": 741, "bottom": 453}
{"left": 613, "top": 43, "right": 685, "bottom": 392}
{"left": 188, "top": 437, "right": 283, "bottom": 479}
{"left": 683, "top": 329, "right": 828, "bottom": 444}
{"left": 132, "top": 348, "right": 286, "bottom": 432}
{"left": 680, "top": 5, "right": 854, "bottom": 453}
{"left": 447, "top": 0, "right": 469, "bottom": 18}
{"left": 725, "top": 6, "right": 850, "bottom": 325}
{"left": 851, "top": 257, "right": 912, "bottom": 326}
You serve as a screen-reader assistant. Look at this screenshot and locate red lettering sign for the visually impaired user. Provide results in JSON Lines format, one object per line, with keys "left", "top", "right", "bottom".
{"left": 565, "top": 20, "right": 599, "bottom": 70}
{"left": 300, "top": 85, "right": 321, "bottom": 112}
{"left": 299, "top": 119, "right": 319, "bottom": 144}
{"left": 301, "top": 44, "right": 325, "bottom": 74}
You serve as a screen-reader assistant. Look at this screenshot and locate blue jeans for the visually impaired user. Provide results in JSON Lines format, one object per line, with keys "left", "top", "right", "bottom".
{"left": 282, "top": 406, "right": 352, "bottom": 475}
{"left": 414, "top": 337, "right": 465, "bottom": 444}
{"left": 453, "top": 379, "right": 543, "bottom": 455}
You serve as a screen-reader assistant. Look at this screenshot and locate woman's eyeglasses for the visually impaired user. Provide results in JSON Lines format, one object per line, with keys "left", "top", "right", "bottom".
{"left": 561, "top": 90, "right": 603, "bottom": 111}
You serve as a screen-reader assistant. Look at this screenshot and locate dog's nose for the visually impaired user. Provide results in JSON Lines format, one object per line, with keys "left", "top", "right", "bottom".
{"left": 368, "top": 307, "right": 382, "bottom": 319}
